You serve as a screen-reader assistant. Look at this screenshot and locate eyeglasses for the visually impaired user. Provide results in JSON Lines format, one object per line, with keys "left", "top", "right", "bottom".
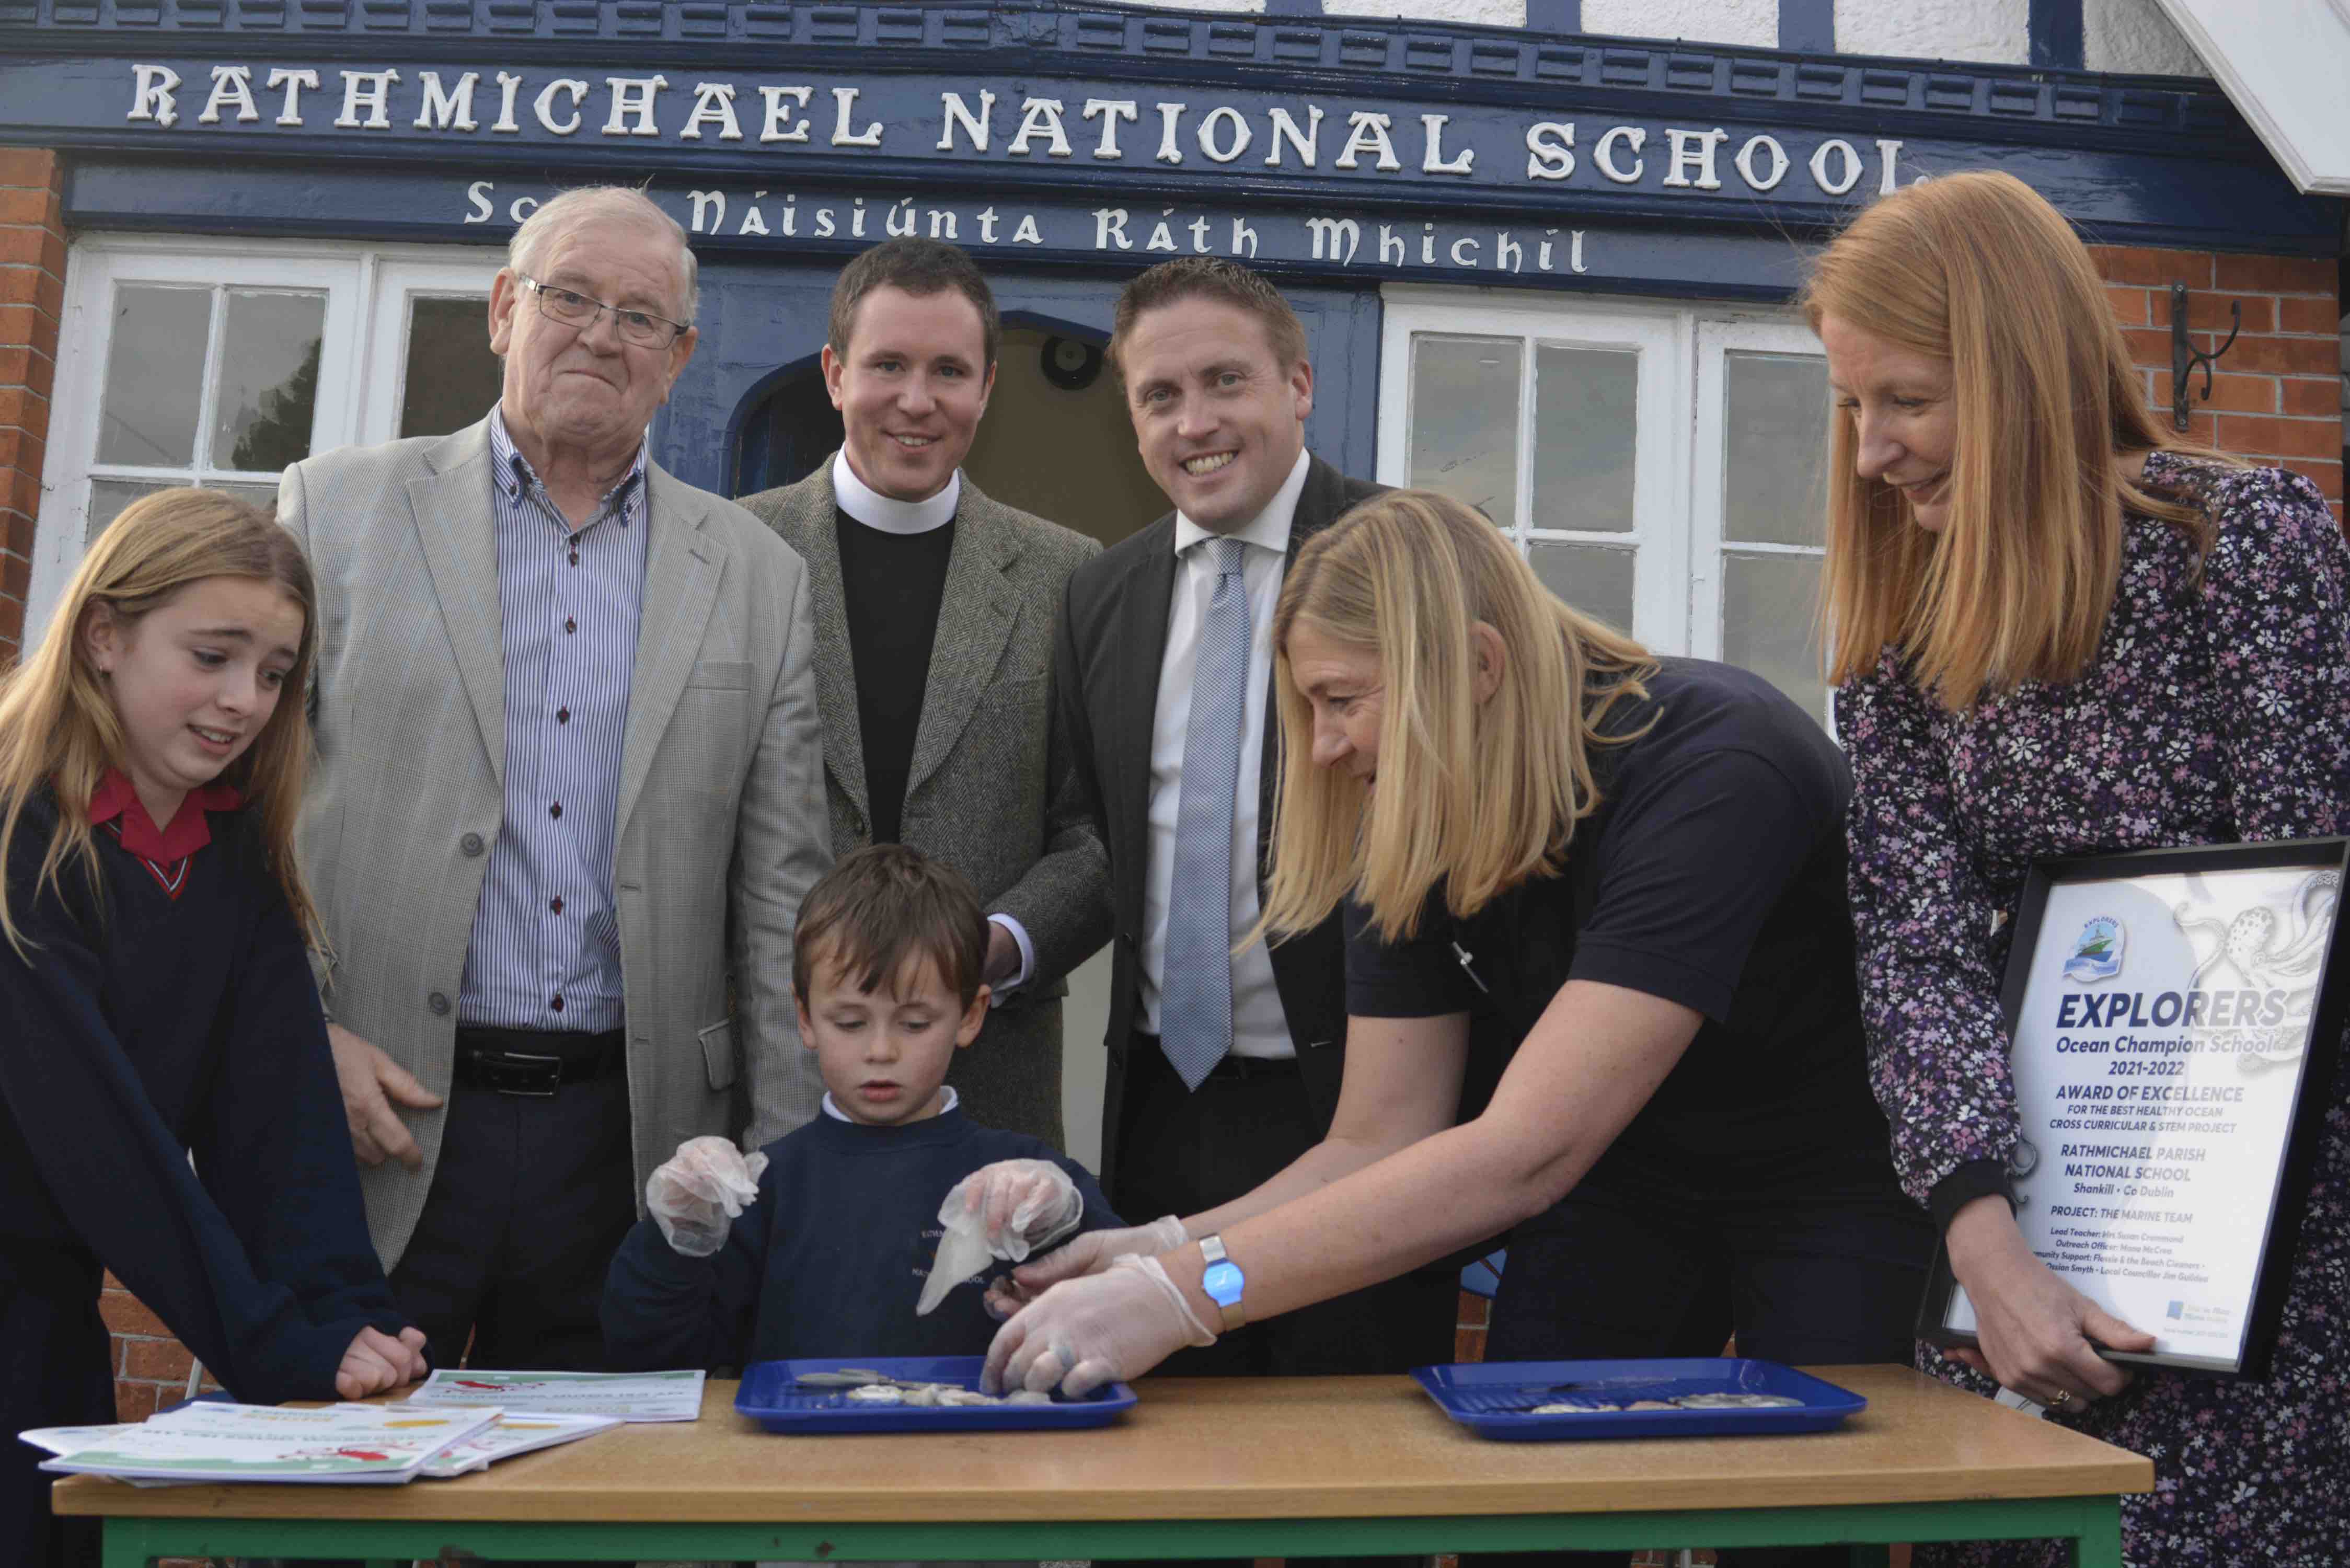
{"left": 517, "top": 274, "right": 689, "bottom": 349}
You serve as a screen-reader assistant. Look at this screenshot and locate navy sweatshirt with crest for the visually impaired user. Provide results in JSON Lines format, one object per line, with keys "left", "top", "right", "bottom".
{"left": 603, "top": 1104, "right": 1121, "bottom": 1370}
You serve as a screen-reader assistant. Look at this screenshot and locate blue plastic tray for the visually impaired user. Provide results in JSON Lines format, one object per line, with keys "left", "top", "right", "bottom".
{"left": 736, "top": 1355, "right": 1137, "bottom": 1434}
{"left": 1412, "top": 1357, "right": 1867, "bottom": 1442}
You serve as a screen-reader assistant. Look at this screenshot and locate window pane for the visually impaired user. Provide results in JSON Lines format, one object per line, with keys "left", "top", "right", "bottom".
{"left": 87, "top": 477, "right": 177, "bottom": 546}
{"left": 1410, "top": 336, "right": 1519, "bottom": 524}
{"left": 88, "top": 478, "right": 283, "bottom": 548}
{"left": 1722, "top": 550, "right": 1827, "bottom": 722}
{"left": 97, "top": 285, "right": 212, "bottom": 468}
{"left": 1529, "top": 540, "right": 1635, "bottom": 632}
{"left": 1722, "top": 351, "right": 1829, "bottom": 547}
{"left": 1532, "top": 345, "right": 1637, "bottom": 534}
{"left": 400, "top": 295, "right": 503, "bottom": 440}
{"left": 212, "top": 290, "right": 327, "bottom": 475}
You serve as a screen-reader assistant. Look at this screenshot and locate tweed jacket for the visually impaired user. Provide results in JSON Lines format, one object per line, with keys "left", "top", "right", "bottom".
{"left": 279, "top": 416, "right": 834, "bottom": 1272}
{"left": 1054, "top": 453, "right": 1385, "bottom": 1188}
{"left": 738, "top": 459, "right": 1110, "bottom": 1148}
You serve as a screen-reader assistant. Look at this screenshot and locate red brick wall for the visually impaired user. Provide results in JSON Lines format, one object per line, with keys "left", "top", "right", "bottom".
{"left": 0, "top": 147, "right": 64, "bottom": 659}
{"left": 2093, "top": 246, "right": 2345, "bottom": 527}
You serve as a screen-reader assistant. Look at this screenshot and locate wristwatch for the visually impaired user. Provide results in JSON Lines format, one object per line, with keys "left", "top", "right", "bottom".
{"left": 1197, "top": 1234, "right": 1247, "bottom": 1331}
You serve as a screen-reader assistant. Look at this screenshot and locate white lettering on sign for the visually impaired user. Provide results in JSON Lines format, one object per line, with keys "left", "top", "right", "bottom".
{"left": 336, "top": 69, "right": 400, "bottom": 130}
{"left": 1594, "top": 125, "right": 1645, "bottom": 184}
{"left": 129, "top": 63, "right": 181, "bottom": 128}
{"left": 1011, "top": 98, "right": 1073, "bottom": 159}
{"left": 200, "top": 65, "right": 259, "bottom": 126}
{"left": 126, "top": 64, "right": 1911, "bottom": 211}
{"left": 681, "top": 81, "right": 743, "bottom": 142}
{"left": 1084, "top": 99, "right": 1137, "bottom": 160}
{"left": 268, "top": 67, "right": 318, "bottom": 126}
{"left": 415, "top": 70, "right": 479, "bottom": 132}
{"left": 1810, "top": 137, "right": 1862, "bottom": 195}
{"left": 535, "top": 78, "right": 586, "bottom": 136}
{"left": 759, "top": 85, "right": 812, "bottom": 144}
{"left": 940, "top": 90, "right": 995, "bottom": 153}
{"left": 1525, "top": 121, "right": 1574, "bottom": 181}
{"left": 1266, "top": 105, "right": 1321, "bottom": 168}
{"left": 1662, "top": 127, "right": 1726, "bottom": 191}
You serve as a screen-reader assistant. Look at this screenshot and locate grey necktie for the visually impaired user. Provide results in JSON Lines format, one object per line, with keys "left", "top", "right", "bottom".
{"left": 1161, "top": 537, "right": 1250, "bottom": 1091}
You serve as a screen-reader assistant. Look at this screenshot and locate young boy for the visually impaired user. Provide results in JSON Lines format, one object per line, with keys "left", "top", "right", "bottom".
{"left": 602, "top": 845, "right": 1122, "bottom": 1369}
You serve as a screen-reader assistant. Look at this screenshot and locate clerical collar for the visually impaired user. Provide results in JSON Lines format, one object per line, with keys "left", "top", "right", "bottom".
{"left": 832, "top": 450, "right": 959, "bottom": 535}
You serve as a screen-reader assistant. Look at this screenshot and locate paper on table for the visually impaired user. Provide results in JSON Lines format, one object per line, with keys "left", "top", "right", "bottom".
{"left": 408, "top": 1368, "right": 706, "bottom": 1422}
{"left": 36, "top": 1401, "right": 499, "bottom": 1484}
{"left": 17, "top": 1424, "right": 132, "bottom": 1457}
{"left": 414, "top": 1410, "right": 624, "bottom": 1477}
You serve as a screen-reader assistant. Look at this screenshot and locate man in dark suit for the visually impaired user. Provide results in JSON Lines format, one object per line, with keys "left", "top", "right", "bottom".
{"left": 739, "top": 239, "right": 1108, "bottom": 1149}
{"left": 1053, "top": 257, "right": 1458, "bottom": 1389}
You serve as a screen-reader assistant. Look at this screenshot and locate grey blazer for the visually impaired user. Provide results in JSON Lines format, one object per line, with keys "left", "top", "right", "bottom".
{"left": 280, "top": 416, "right": 834, "bottom": 1272}
{"left": 739, "top": 459, "right": 1110, "bottom": 1148}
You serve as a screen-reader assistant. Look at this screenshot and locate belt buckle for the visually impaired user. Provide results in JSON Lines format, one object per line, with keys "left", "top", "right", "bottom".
{"left": 477, "top": 1049, "right": 563, "bottom": 1097}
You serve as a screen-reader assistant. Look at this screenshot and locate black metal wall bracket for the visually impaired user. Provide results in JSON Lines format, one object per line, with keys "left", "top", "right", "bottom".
{"left": 2171, "top": 281, "right": 2242, "bottom": 432}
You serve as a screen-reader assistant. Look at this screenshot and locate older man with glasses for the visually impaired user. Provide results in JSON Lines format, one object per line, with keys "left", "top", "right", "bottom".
{"left": 277, "top": 185, "right": 831, "bottom": 1376}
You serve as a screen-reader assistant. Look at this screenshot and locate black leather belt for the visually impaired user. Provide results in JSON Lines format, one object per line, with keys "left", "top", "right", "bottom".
{"left": 1208, "top": 1052, "right": 1301, "bottom": 1080}
{"left": 1134, "top": 1034, "right": 1301, "bottom": 1082}
{"left": 454, "top": 1028, "right": 625, "bottom": 1096}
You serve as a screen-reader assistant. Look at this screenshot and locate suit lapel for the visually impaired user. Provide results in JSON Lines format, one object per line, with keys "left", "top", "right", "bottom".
{"left": 616, "top": 465, "right": 728, "bottom": 838}
{"left": 787, "top": 463, "right": 872, "bottom": 826}
{"left": 1117, "top": 518, "right": 1180, "bottom": 884}
{"left": 904, "top": 481, "right": 1020, "bottom": 802}
{"left": 405, "top": 420, "right": 506, "bottom": 783}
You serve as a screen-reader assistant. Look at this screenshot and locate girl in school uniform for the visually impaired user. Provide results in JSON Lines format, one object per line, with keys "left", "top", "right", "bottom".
{"left": 0, "top": 488, "right": 428, "bottom": 1565}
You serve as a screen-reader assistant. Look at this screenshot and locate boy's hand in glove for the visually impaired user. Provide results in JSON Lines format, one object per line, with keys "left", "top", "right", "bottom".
{"left": 646, "top": 1136, "right": 768, "bottom": 1258}
{"left": 981, "top": 1254, "right": 1215, "bottom": 1396}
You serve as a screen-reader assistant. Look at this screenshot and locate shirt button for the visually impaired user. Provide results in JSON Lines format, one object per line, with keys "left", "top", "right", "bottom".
{"left": 550, "top": 994, "right": 565, "bottom": 1013}
{"left": 428, "top": 991, "right": 451, "bottom": 1016}
{"left": 550, "top": 801, "right": 563, "bottom": 820}
{"left": 550, "top": 896, "right": 565, "bottom": 915}
{"left": 564, "top": 617, "right": 577, "bottom": 635}
{"left": 459, "top": 832, "right": 485, "bottom": 857}
{"left": 557, "top": 707, "right": 570, "bottom": 725}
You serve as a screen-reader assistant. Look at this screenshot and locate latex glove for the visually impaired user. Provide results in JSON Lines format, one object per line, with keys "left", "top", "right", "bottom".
{"left": 646, "top": 1136, "right": 769, "bottom": 1258}
{"left": 949, "top": 1159, "right": 1086, "bottom": 1260}
{"left": 981, "top": 1253, "right": 1215, "bottom": 1396}
{"left": 1006, "top": 1214, "right": 1189, "bottom": 1298}
{"left": 1944, "top": 1195, "right": 2154, "bottom": 1408}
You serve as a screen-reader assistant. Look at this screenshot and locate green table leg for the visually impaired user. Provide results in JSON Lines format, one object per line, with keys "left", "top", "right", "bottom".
{"left": 96, "top": 1493, "right": 2130, "bottom": 1563}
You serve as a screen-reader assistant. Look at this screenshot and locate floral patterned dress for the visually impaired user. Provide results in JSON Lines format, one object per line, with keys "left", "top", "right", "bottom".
{"left": 1838, "top": 452, "right": 2350, "bottom": 1567}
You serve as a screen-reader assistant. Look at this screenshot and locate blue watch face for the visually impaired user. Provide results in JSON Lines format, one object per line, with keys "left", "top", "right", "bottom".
{"left": 1201, "top": 1259, "right": 1246, "bottom": 1307}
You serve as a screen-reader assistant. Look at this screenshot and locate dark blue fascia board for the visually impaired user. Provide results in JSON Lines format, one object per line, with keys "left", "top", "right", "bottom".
{"left": 0, "top": 0, "right": 2278, "bottom": 157}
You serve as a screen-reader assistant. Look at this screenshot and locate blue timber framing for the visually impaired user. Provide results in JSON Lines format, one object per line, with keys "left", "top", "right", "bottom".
{"left": 0, "top": 0, "right": 2335, "bottom": 492}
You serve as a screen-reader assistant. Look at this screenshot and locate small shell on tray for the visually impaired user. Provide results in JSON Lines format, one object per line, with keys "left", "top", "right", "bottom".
{"left": 834, "top": 1378, "right": 1052, "bottom": 1408}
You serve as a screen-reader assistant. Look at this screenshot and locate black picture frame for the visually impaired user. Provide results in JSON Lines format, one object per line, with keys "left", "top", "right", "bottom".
{"left": 1915, "top": 836, "right": 2350, "bottom": 1380}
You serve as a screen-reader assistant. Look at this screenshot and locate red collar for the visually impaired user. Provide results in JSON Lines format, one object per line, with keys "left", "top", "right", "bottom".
{"left": 86, "top": 769, "right": 244, "bottom": 861}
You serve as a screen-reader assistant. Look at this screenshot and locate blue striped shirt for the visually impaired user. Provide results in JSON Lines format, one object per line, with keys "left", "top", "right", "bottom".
{"left": 456, "top": 408, "right": 649, "bottom": 1033}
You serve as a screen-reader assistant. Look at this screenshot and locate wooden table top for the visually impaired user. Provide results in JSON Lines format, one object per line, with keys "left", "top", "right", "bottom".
{"left": 54, "top": 1366, "right": 2152, "bottom": 1524}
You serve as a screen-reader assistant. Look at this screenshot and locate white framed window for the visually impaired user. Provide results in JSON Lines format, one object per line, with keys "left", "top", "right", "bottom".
{"left": 30, "top": 236, "right": 504, "bottom": 638}
{"left": 1379, "top": 285, "right": 1831, "bottom": 721}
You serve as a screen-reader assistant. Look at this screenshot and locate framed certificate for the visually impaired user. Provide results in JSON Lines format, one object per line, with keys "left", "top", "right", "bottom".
{"left": 1918, "top": 838, "right": 2349, "bottom": 1378}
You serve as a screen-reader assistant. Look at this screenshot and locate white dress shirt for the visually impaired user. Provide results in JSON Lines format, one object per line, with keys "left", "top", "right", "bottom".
{"left": 1140, "top": 447, "right": 1312, "bottom": 1058}
{"left": 828, "top": 452, "right": 1033, "bottom": 999}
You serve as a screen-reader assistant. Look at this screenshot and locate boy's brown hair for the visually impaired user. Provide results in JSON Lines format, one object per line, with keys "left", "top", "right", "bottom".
{"left": 791, "top": 844, "right": 990, "bottom": 1007}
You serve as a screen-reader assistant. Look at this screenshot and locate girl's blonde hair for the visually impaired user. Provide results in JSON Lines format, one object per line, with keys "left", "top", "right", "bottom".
{"left": 1800, "top": 169, "right": 2231, "bottom": 710}
{"left": 1259, "top": 489, "right": 1657, "bottom": 945}
{"left": 0, "top": 488, "right": 323, "bottom": 960}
